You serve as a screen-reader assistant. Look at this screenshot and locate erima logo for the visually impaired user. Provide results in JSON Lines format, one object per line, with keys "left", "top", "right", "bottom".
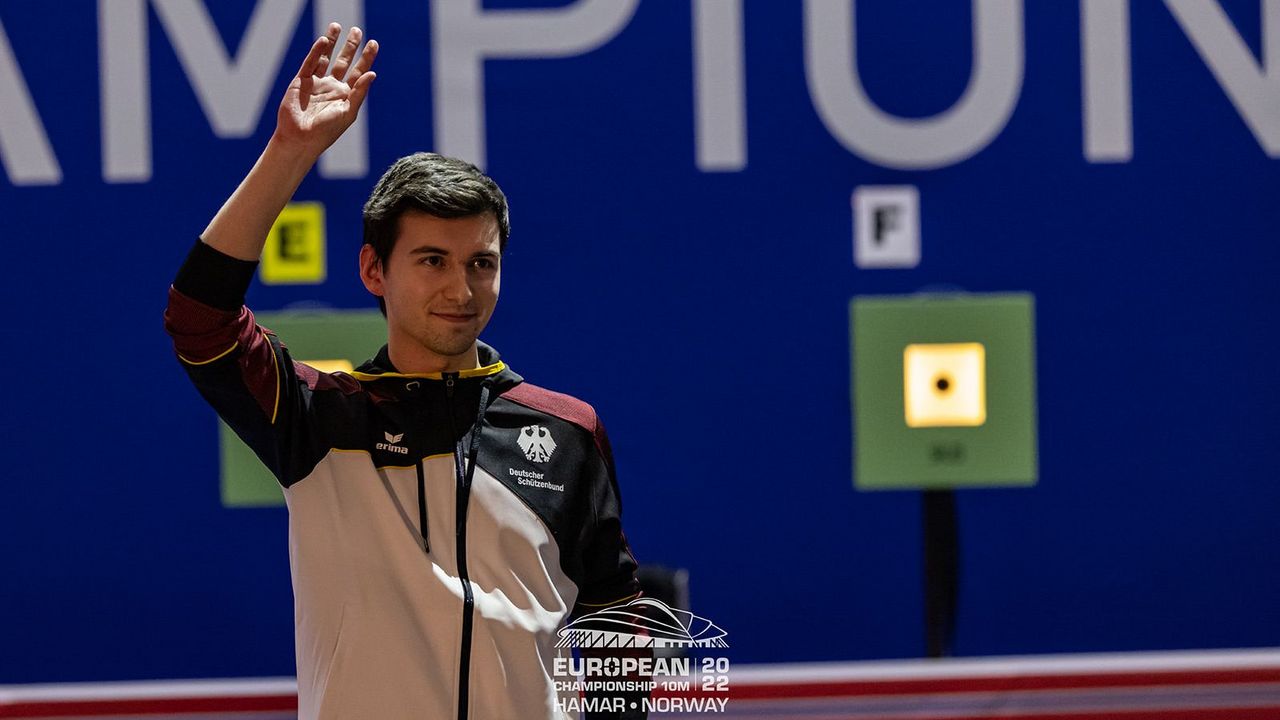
{"left": 517, "top": 425, "right": 556, "bottom": 463}
{"left": 376, "top": 431, "right": 409, "bottom": 455}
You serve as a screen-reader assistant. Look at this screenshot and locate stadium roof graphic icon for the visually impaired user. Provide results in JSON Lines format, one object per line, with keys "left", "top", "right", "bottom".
{"left": 556, "top": 597, "right": 729, "bottom": 649}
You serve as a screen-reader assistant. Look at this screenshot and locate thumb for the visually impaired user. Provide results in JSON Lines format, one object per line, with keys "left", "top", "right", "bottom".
{"left": 350, "top": 71, "right": 377, "bottom": 114}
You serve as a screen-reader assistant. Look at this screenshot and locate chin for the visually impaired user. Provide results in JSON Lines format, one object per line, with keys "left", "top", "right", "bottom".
{"left": 423, "top": 336, "right": 480, "bottom": 359}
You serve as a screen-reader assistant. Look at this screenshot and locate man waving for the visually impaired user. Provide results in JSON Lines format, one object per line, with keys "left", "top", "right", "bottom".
{"left": 165, "top": 24, "right": 643, "bottom": 720}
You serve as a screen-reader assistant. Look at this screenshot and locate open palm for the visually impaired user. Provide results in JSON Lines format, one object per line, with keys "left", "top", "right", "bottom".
{"left": 276, "top": 23, "right": 378, "bottom": 154}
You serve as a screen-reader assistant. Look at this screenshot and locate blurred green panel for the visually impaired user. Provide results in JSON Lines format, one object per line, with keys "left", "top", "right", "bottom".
{"left": 851, "top": 294, "right": 1038, "bottom": 490}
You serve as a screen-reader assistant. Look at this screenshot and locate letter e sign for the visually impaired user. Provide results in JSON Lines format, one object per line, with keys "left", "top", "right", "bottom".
{"left": 262, "top": 202, "right": 327, "bottom": 285}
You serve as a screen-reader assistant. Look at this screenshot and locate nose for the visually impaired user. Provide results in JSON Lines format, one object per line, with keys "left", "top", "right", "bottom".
{"left": 441, "top": 265, "right": 473, "bottom": 304}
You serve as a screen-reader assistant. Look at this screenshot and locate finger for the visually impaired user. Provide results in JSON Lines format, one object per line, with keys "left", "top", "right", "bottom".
{"left": 349, "top": 70, "right": 377, "bottom": 114}
{"left": 329, "top": 26, "right": 363, "bottom": 82}
{"left": 313, "top": 23, "right": 342, "bottom": 77}
{"left": 345, "top": 38, "right": 379, "bottom": 87}
{"left": 295, "top": 34, "right": 330, "bottom": 80}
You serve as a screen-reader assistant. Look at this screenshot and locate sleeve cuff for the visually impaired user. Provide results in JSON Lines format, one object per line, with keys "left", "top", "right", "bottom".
{"left": 173, "top": 238, "right": 259, "bottom": 312}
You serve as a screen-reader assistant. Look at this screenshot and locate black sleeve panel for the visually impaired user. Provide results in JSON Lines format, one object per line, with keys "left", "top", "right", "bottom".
{"left": 572, "top": 417, "right": 642, "bottom": 617}
{"left": 579, "top": 416, "right": 649, "bottom": 720}
{"left": 173, "top": 238, "right": 259, "bottom": 312}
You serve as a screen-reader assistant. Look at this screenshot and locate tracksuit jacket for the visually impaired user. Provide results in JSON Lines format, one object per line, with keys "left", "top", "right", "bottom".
{"left": 164, "top": 239, "right": 642, "bottom": 719}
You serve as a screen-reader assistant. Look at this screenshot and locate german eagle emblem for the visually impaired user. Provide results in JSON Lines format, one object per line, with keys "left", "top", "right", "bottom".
{"left": 517, "top": 425, "right": 556, "bottom": 463}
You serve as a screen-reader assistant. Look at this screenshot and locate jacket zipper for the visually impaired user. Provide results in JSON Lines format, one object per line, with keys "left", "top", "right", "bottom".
{"left": 445, "top": 373, "right": 475, "bottom": 720}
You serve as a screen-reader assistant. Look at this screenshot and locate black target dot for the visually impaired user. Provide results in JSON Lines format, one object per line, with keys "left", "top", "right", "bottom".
{"left": 935, "top": 375, "right": 951, "bottom": 392}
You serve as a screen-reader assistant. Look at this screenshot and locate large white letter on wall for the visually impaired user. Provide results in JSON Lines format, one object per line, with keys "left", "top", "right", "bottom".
{"left": 102, "top": 0, "right": 372, "bottom": 182}
{"left": 431, "top": 0, "right": 640, "bottom": 168}
{"left": 1166, "top": 0, "right": 1280, "bottom": 157}
{"left": 1082, "top": 0, "right": 1133, "bottom": 162}
{"left": 0, "top": 18, "right": 61, "bottom": 185}
{"left": 803, "top": 0, "right": 1024, "bottom": 170}
{"left": 314, "top": 0, "right": 367, "bottom": 178}
{"left": 100, "top": 0, "right": 149, "bottom": 183}
{"left": 693, "top": 0, "right": 747, "bottom": 172}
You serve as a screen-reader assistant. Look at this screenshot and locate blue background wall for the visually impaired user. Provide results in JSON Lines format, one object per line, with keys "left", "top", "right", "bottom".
{"left": 2, "top": 0, "right": 1277, "bottom": 682}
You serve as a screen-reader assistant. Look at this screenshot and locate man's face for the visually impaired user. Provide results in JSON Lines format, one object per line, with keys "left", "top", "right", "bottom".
{"left": 360, "top": 209, "right": 501, "bottom": 368}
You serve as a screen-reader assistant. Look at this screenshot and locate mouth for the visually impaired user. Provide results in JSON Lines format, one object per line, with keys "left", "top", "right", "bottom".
{"left": 431, "top": 311, "right": 477, "bottom": 324}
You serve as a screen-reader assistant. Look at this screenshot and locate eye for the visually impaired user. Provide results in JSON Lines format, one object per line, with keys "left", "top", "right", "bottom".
{"left": 471, "top": 257, "right": 496, "bottom": 271}
{"left": 420, "top": 255, "right": 444, "bottom": 267}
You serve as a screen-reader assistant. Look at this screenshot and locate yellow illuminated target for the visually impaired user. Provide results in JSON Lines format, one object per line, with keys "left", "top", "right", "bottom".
{"left": 904, "top": 343, "right": 986, "bottom": 428}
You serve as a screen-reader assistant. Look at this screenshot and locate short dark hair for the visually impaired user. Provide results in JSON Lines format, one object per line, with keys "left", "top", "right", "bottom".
{"left": 363, "top": 151, "right": 506, "bottom": 263}
{"left": 362, "top": 152, "right": 510, "bottom": 315}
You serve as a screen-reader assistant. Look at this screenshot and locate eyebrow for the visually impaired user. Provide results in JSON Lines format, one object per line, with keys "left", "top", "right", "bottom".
{"left": 408, "top": 246, "right": 451, "bottom": 256}
{"left": 407, "top": 246, "right": 499, "bottom": 259}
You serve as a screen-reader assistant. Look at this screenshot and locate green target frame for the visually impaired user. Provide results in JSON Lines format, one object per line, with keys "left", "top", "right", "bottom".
{"left": 850, "top": 293, "right": 1038, "bottom": 491}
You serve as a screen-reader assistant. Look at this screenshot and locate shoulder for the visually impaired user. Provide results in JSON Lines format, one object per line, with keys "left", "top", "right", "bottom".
{"left": 498, "top": 382, "right": 618, "bottom": 472}
{"left": 292, "top": 361, "right": 365, "bottom": 396}
{"left": 500, "top": 382, "right": 600, "bottom": 434}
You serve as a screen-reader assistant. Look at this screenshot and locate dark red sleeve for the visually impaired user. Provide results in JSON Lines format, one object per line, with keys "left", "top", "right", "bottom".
{"left": 163, "top": 240, "right": 356, "bottom": 487}
{"left": 165, "top": 288, "right": 282, "bottom": 422}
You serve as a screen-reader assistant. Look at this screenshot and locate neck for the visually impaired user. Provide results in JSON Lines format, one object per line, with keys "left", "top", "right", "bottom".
{"left": 387, "top": 338, "right": 481, "bottom": 374}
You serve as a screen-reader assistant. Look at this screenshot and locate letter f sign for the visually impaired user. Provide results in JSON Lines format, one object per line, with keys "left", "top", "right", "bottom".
{"left": 873, "top": 206, "right": 899, "bottom": 246}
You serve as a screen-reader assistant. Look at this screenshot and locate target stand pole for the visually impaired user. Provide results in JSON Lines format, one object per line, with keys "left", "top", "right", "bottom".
{"left": 923, "top": 489, "right": 959, "bottom": 658}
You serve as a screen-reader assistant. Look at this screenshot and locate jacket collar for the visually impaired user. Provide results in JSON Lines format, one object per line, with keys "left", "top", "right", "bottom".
{"left": 351, "top": 340, "right": 520, "bottom": 385}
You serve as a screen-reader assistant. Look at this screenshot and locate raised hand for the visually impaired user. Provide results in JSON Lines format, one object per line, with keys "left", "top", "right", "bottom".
{"left": 275, "top": 23, "right": 379, "bottom": 157}
{"left": 199, "top": 24, "right": 379, "bottom": 261}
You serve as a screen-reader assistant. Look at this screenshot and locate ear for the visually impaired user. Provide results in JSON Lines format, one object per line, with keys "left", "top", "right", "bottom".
{"left": 359, "top": 244, "right": 385, "bottom": 298}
